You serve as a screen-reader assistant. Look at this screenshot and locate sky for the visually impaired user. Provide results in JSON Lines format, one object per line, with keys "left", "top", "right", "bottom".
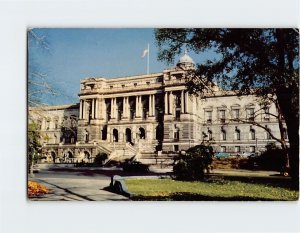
{"left": 28, "top": 28, "right": 215, "bottom": 105}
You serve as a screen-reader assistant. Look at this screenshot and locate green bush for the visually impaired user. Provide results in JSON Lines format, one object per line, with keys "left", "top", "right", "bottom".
{"left": 93, "top": 153, "right": 108, "bottom": 166}
{"left": 173, "top": 144, "right": 214, "bottom": 181}
{"left": 257, "top": 143, "right": 285, "bottom": 171}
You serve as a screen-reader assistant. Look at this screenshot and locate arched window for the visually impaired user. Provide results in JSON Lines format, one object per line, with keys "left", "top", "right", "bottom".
{"left": 125, "top": 128, "right": 132, "bottom": 143}
{"left": 250, "top": 127, "right": 255, "bottom": 140}
{"left": 113, "top": 129, "right": 118, "bottom": 142}
{"left": 139, "top": 127, "right": 146, "bottom": 139}
{"left": 220, "top": 129, "right": 226, "bottom": 141}
{"left": 174, "top": 127, "right": 180, "bottom": 141}
{"left": 208, "top": 130, "right": 213, "bottom": 140}
{"left": 265, "top": 126, "right": 272, "bottom": 140}
{"left": 234, "top": 128, "right": 241, "bottom": 140}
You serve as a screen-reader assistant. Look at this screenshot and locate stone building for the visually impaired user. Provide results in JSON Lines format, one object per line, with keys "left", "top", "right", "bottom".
{"left": 29, "top": 52, "right": 287, "bottom": 164}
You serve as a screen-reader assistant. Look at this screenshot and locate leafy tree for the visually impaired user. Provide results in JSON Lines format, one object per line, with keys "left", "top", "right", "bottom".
{"left": 173, "top": 144, "right": 214, "bottom": 180}
{"left": 28, "top": 122, "right": 41, "bottom": 173}
{"left": 155, "top": 28, "right": 299, "bottom": 180}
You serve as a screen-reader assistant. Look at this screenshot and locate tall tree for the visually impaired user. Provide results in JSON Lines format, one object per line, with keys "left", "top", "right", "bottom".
{"left": 155, "top": 28, "right": 299, "bottom": 181}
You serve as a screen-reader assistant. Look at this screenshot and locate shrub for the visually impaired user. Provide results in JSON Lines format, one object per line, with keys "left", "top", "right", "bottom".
{"left": 257, "top": 143, "right": 285, "bottom": 171}
{"left": 173, "top": 144, "right": 214, "bottom": 181}
{"left": 93, "top": 153, "right": 108, "bottom": 166}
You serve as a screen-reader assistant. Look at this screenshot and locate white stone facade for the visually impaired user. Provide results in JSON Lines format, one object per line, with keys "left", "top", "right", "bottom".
{"left": 29, "top": 54, "right": 287, "bottom": 164}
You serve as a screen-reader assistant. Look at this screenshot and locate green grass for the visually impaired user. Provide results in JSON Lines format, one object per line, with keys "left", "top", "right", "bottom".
{"left": 125, "top": 178, "right": 299, "bottom": 201}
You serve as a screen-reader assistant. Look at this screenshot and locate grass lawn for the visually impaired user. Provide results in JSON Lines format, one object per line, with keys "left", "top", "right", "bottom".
{"left": 125, "top": 178, "right": 299, "bottom": 201}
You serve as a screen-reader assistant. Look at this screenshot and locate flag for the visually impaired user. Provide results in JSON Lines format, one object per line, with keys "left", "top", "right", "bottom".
{"left": 141, "top": 48, "right": 149, "bottom": 58}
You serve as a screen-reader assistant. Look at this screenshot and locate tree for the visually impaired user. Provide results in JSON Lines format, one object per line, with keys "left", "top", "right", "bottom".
{"left": 173, "top": 143, "right": 214, "bottom": 181}
{"left": 28, "top": 122, "right": 41, "bottom": 174}
{"left": 155, "top": 29, "right": 299, "bottom": 181}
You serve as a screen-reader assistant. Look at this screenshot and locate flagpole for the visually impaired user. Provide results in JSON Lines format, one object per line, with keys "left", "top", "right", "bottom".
{"left": 147, "top": 43, "right": 149, "bottom": 75}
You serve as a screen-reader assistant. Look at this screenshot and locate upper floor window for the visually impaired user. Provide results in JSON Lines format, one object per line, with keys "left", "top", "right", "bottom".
{"left": 205, "top": 111, "right": 212, "bottom": 124}
{"left": 219, "top": 110, "right": 225, "bottom": 123}
{"left": 247, "top": 108, "right": 255, "bottom": 121}
{"left": 264, "top": 107, "right": 270, "bottom": 120}
{"left": 232, "top": 109, "right": 240, "bottom": 120}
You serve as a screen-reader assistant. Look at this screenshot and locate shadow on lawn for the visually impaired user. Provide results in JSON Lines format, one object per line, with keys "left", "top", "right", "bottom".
{"left": 130, "top": 193, "right": 295, "bottom": 201}
{"left": 209, "top": 175, "right": 299, "bottom": 191}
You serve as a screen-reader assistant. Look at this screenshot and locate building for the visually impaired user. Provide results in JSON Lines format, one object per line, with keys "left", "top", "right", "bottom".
{"left": 29, "top": 52, "right": 287, "bottom": 164}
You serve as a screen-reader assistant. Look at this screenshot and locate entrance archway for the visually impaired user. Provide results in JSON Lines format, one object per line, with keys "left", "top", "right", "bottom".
{"left": 113, "top": 129, "right": 118, "bottom": 142}
{"left": 139, "top": 127, "right": 146, "bottom": 139}
{"left": 125, "top": 128, "right": 132, "bottom": 143}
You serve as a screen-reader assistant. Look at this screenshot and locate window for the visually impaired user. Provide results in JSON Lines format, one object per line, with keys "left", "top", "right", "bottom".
{"left": 122, "top": 84, "right": 125, "bottom": 88}
{"left": 220, "top": 129, "right": 226, "bottom": 141}
{"left": 219, "top": 110, "right": 225, "bottom": 123}
{"left": 205, "top": 111, "right": 212, "bottom": 124}
{"left": 232, "top": 109, "right": 239, "bottom": 119}
{"left": 264, "top": 107, "right": 270, "bottom": 120}
{"left": 110, "top": 85, "right": 113, "bottom": 89}
{"left": 174, "top": 145, "right": 179, "bottom": 152}
{"left": 250, "top": 146, "right": 255, "bottom": 153}
{"left": 174, "top": 128, "right": 179, "bottom": 141}
{"left": 265, "top": 125, "right": 271, "bottom": 139}
{"left": 134, "top": 83, "right": 137, "bottom": 87}
{"left": 250, "top": 127, "right": 255, "bottom": 140}
{"left": 146, "top": 81, "right": 150, "bottom": 85}
{"left": 220, "top": 146, "right": 226, "bottom": 152}
{"left": 234, "top": 128, "right": 241, "bottom": 140}
{"left": 208, "top": 130, "right": 213, "bottom": 140}
{"left": 247, "top": 108, "right": 255, "bottom": 120}
{"left": 283, "top": 128, "right": 288, "bottom": 139}
{"left": 235, "top": 146, "right": 240, "bottom": 153}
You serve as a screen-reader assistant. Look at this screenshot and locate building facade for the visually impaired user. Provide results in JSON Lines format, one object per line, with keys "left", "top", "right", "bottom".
{"left": 29, "top": 53, "right": 287, "bottom": 164}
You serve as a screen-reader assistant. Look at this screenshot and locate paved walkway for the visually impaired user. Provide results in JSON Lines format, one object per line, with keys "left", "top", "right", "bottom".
{"left": 29, "top": 172, "right": 128, "bottom": 201}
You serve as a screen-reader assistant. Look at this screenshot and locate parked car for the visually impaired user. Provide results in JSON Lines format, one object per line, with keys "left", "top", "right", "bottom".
{"left": 214, "top": 152, "right": 230, "bottom": 158}
{"left": 238, "top": 152, "right": 256, "bottom": 158}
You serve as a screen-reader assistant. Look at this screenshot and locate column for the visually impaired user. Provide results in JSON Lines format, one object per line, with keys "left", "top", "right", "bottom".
{"left": 95, "top": 99, "right": 98, "bottom": 119}
{"left": 181, "top": 90, "right": 185, "bottom": 113}
{"left": 164, "top": 92, "right": 168, "bottom": 114}
{"left": 139, "top": 96, "right": 143, "bottom": 118}
{"left": 102, "top": 98, "right": 106, "bottom": 120}
{"left": 123, "top": 97, "right": 126, "bottom": 118}
{"left": 79, "top": 100, "right": 82, "bottom": 119}
{"left": 110, "top": 98, "right": 114, "bottom": 119}
{"left": 149, "top": 95, "right": 152, "bottom": 116}
{"left": 126, "top": 97, "right": 130, "bottom": 118}
{"left": 185, "top": 91, "right": 189, "bottom": 113}
{"left": 83, "top": 100, "right": 87, "bottom": 119}
{"left": 135, "top": 96, "right": 139, "bottom": 117}
{"left": 169, "top": 91, "right": 173, "bottom": 115}
{"left": 91, "top": 99, "right": 95, "bottom": 119}
{"left": 152, "top": 94, "right": 155, "bottom": 116}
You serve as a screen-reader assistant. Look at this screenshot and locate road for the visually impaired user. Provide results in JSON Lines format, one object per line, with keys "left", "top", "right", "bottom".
{"left": 29, "top": 168, "right": 129, "bottom": 201}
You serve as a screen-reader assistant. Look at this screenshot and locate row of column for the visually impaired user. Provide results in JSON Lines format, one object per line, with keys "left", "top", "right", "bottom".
{"left": 80, "top": 91, "right": 190, "bottom": 120}
{"left": 164, "top": 90, "right": 189, "bottom": 115}
{"left": 80, "top": 95, "right": 156, "bottom": 120}
{"left": 80, "top": 98, "right": 105, "bottom": 120}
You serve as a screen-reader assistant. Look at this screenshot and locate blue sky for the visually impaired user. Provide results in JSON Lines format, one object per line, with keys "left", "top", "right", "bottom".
{"left": 28, "top": 28, "right": 215, "bottom": 105}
